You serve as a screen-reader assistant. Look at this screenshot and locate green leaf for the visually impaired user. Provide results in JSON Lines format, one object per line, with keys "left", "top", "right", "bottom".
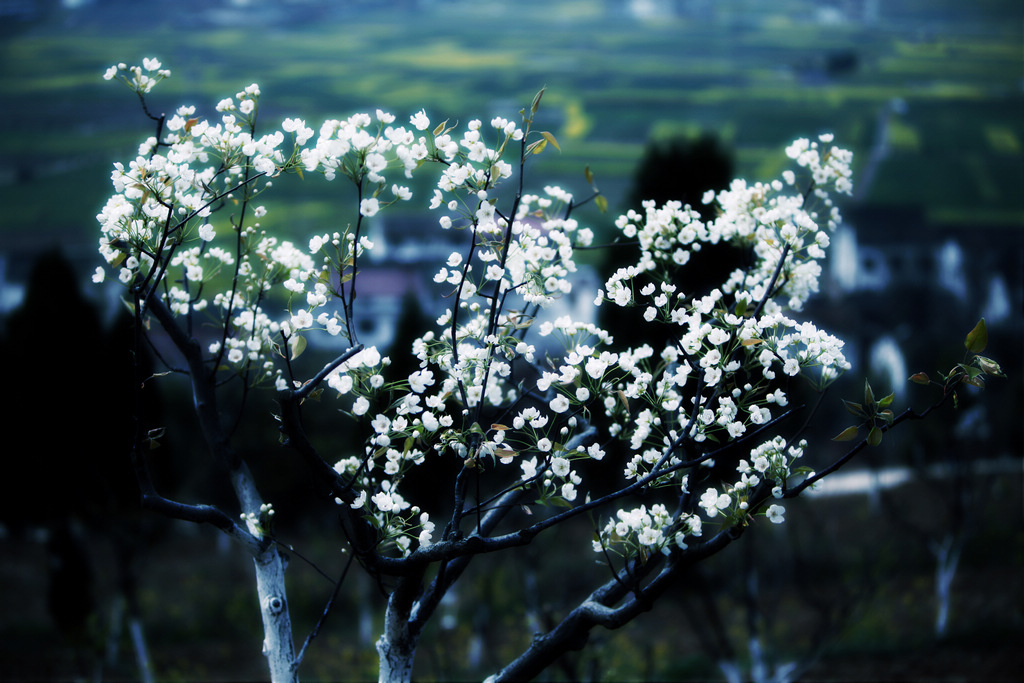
{"left": 289, "top": 334, "right": 307, "bottom": 360}
{"left": 867, "top": 426, "right": 883, "bottom": 447}
{"left": 878, "top": 392, "right": 895, "bottom": 408}
{"left": 960, "top": 363, "right": 984, "bottom": 381}
{"left": 832, "top": 425, "right": 860, "bottom": 442}
{"left": 879, "top": 409, "right": 894, "bottom": 426}
{"left": 584, "top": 165, "right": 595, "bottom": 186}
{"left": 432, "top": 119, "right": 449, "bottom": 137}
{"left": 863, "top": 380, "right": 875, "bottom": 407}
{"left": 909, "top": 372, "right": 930, "bottom": 385}
{"left": 531, "top": 87, "right": 545, "bottom": 115}
{"left": 963, "top": 376, "right": 986, "bottom": 389}
{"left": 595, "top": 195, "right": 608, "bottom": 214}
{"left": 528, "top": 138, "right": 548, "bottom": 155}
{"left": 965, "top": 318, "right": 988, "bottom": 353}
{"left": 842, "top": 399, "right": 867, "bottom": 419}
{"left": 539, "top": 131, "right": 561, "bottom": 152}
{"left": 975, "top": 356, "right": 1005, "bottom": 377}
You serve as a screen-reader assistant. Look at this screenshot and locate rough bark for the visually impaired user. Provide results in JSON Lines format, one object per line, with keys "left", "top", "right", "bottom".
{"left": 376, "top": 574, "right": 424, "bottom": 683}
{"left": 253, "top": 544, "right": 297, "bottom": 682}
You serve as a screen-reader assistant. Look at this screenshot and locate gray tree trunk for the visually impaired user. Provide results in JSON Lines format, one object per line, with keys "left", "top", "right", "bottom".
{"left": 376, "top": 613, "right": 417, "bottom": 683}
{"left": 233, "top": 465, "right": 297, "bottom": 682}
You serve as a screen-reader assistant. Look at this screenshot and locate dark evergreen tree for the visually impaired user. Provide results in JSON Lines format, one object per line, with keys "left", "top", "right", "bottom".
{"left": 599, "top": 133, "right": 738, "bottom": 351}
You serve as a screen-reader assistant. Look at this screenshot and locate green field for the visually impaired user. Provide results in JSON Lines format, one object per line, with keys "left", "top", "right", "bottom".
{"left": 0, "top": 0, "right": 1021, "bottom": 251}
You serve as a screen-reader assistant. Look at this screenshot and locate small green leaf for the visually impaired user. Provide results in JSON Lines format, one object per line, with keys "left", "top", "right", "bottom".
{"left": 832, "top": 425, "right": 860, "bottom": 442}
{"left": 879, "top": 409, "right": 894, "bottom": 426}
{"left": 842, "top": 399, "right": 867, "bottom": 419}
{"left": 867, "top": 426, "right": 883, "bottom": 447}
{"left": 965, "top": 318, "right": 988, "bottom": 353}
{"left": 531, "top": 87, "right": 545, "bottom": 115}
{"left": 960, "top": 363, "right": 984, "bottom": 381}
{"left": 975, "top": 356, "right": 1005, "bottom": 377}
{"left": 878, "top": 392, "right": 895, "bottom": 408}
{"left": 433, "top": 119, "right": 449, "bottom": 137}
{"left": 909, "top": 372, "right": 930, "bottom": 385}
{"left": 584, "top": 165, "right": 595, "bottom": 186}
{"left": 289, "top": 334, "right": 307, "bottom": 360}
{"left": 863, "top": 380, "right": 875, "bottom": 407}
{"left": 963, "top": 376, "right": 986, "bottom": 389}
{"left": 528, "top": 138, "right": 548, "bottom": 155}
{"left": 539, "top": 131, "right": 561, "bottom": 152}
{"left": 595, "top": 195, "right": 608, "bottom": 213}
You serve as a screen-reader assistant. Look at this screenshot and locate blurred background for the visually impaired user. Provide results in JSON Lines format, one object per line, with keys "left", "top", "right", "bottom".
{"left": 0, "top": 0, "right": 1021, "bottom": 680}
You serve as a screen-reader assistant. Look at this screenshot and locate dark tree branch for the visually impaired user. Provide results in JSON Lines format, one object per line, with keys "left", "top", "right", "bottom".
{"left": 490, "top": 525, "right": 746, "bottom": 681}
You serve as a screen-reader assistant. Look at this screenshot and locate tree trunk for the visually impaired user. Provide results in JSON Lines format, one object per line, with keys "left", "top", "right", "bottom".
{"left": 233, "top": 465, "right": 297, "bottom": 682}
{"left": 376, "top": 611, "right": 417, "bottom": 683}
{"left": 933, "top": 533, "right": 962, "bottom": 638}
{"left": 376, "top": 575, "right": 422, "bottom": 683}
{"left": 254, "top": 544, "right": 297, "bottom": 682}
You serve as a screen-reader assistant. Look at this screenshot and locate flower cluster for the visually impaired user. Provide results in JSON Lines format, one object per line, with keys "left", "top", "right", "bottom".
{"left": 594, "top": 503, "right": 704, "bottom": 557}
{"left": 98, "top": 61, "right": 854, "bottom": 562}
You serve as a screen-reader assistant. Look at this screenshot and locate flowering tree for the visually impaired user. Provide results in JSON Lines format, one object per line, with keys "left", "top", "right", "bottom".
{"left": 95, "top": 60, "right": 1002, "bottom": 682}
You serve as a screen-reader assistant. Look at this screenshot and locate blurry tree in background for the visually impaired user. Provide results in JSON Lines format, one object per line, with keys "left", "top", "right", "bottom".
{"left": 0, "top": 250, "right": 164, "bottom": 681}
{"left": 625, "top": 133, "right": 734, "bottom": 222}
{"left": 81, "top": 60, "right": 1006, "bottom": 683}
{"left": 601, "top": 133, "right": 738, "bottom": 373}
